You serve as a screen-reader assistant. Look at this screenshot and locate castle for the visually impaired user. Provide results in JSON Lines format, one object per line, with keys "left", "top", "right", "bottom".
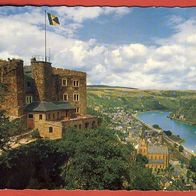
{"left": 138, "top": 137, "right": 169, "bottom": 170}
{"left": 0, "top": 57, "right": 98, "bottom": 139}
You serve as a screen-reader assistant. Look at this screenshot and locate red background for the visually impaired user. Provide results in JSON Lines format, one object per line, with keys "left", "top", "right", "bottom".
{"left": 0, "top": 190, "right": 196, "bottom": 196}
{"left": 0, "top": 0, "right": 195, "bottom": 195}
{"left": 0, "top": 0, "right": 196, "bottom": 6}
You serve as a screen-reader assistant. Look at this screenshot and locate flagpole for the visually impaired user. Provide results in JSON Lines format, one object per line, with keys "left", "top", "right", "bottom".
{"left": 45, "top": 10, "right": 47, "bottom": 62}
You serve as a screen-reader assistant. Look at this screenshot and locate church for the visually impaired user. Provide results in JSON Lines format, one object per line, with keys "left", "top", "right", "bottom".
{"left": 138, "top": 136, "right": 169, "bottom": 170}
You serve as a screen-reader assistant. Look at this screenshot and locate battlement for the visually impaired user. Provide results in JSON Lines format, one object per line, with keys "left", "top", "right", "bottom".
{"left": 0, "top": 59, "right": 23, "bottom": 71}
{"left": 52, "top": 67, "right": 86, "bottom": 78}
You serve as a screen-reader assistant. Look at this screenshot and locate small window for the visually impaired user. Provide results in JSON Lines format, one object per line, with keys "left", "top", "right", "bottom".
{"left": 39, "top": 114, "right": 42, "bottom": 120}
{"left": 76, "top": 107, "right": 80, "bottom": 114}
{"left": 74, "top": 125, "right": 77, "bottom": 129}
{"left": 62, "top": 78, "right": 67, "bottom": 86}
{"left": 73, "top": 80, "right": 79, "bottom": 87}
{"left": 49, "top": 127, "right": 53, "bottom": 133}
{"left": 27, "top": 81, "right": 31, "bottom": 87}
{"left": 48, "top": 113, "right": 51, "bottom": 120}
{"left": 79, "top": 124, "right": 82, "bottom": 129}
{"left": 53, "top": 113, "right": 55, "bottom": 119}
{"left": 73, "top": 93, "right": 79, "bottom": 101}
{"left": 63, "top": 93, "right": 68, "bottom": 101}
{"left": 28, "top": 114, "right": 33, "bottom": 119}
{"left": 26, "top": 96, "right": 33, "bottom": 104}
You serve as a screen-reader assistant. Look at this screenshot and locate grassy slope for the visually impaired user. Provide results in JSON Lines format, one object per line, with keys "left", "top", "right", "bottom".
{"left": 87, "top": 87, "right": 196, "bottom": 124}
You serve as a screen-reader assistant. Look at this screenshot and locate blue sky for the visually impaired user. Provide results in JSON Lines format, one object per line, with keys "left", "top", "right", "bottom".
{"left": 0, "top": 6, "right": 196, "bottom": 89}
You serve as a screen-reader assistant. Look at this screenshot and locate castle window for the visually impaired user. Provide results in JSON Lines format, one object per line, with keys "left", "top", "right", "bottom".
{"left": 53, "top": 113, "right": 55, "bottom": 119}
{"left": 27, "top": 81, "right": 31, "bottom": 87}
{"left": 76, "top": 107, "right": 80, "bottom": 114}
{"left": 63, "top": 93, "right": 68, "bottom": 101}
{"left": 79, "top": 124, "right": 82, "bottom": 129}
{"left": 49, "top": 127, "right": 53, "bottom": 133}
{"left": 73, "top": 93, "right": 79, "bottom": 101}
{"left": 28, "top": 114, "right": 33, "bottom": 119}
{"left": 73, "top": 80, "right": 79, "bottom": 87}
{"left": 39, "top": 114, "right": 42, "bottom": 120}
{"left": 62, "top": 78, "right": 67, "bottom": 86}
{"left": 26, "top": 96, "right": 33, "bottom": 104}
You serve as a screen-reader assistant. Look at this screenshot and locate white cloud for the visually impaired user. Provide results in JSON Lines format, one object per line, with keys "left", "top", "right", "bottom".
{"left": 51, "top": 7, "right": 131, "bottom": 23}
{"left": 0, "top": 8, "right": 195, "bottom": 90}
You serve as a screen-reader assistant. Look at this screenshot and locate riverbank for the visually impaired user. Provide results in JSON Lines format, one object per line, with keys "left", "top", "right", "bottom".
{"left": 169, "top": 115, "right": 196, "bottom": 126}
{"left": 136, "top": 111, "right": 196, "bottom": 156}
{"left": 137, "top": 109, "right": 196, "bottom": 126}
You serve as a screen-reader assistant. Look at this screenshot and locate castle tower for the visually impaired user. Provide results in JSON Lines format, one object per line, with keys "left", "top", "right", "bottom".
{"left": 31, "top": 58, "right": 58, "bottom": 102}
{"left": 0, "top": 59, "right": 25, "bottom": 117}
{"left": 138, "top": 138, "right": 148, "bottom": 156}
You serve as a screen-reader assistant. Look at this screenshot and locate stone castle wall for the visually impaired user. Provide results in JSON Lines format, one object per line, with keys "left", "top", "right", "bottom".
{"left": 52, "top": 67, "right": 87, "bottom": 115}
{"left": 0, "top": 59, "right": 25, "bottom": 117}
{"left": 1, "top": 58, "right": 87, "bottom": 118}
{"left": 31, "top": 59, "right": 58, "bottom": 102}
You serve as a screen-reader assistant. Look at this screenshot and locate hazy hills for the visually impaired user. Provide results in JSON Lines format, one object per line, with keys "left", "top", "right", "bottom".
{"left": 87, "top": 86, "right": 196, "bottom": 124}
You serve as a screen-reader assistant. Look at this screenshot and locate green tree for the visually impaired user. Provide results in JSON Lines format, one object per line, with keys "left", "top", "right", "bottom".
{"left": 179, "top": 145, "right": 184, "bottom": 152}
{"left": 152, "top": 124, "right": 161, "bottom": 129}
{"left": 0, "top": 140, "right": 68, "bottom": 189}
{"left": 0, "top": 125, "right": 161, "bottom": 190}
{"left": 61, "top": 127, "right": 134, "bottom": 190}
{"left": 189, "top": 156, "right": 196, "bottom": 172}
{"left": 0, "top": 110, "right": 20, "bottom": 152}
{"left": 136, "top": 154, "right": 148, "bottom": 166}
{"left": 0, "top": 83, "right": 20, "bottom": 152}
{"left": 128, "top": 165, "right": 160, "bottom": 190}
{"left": 164, "top": 130, "right": 172, "bottom": 136}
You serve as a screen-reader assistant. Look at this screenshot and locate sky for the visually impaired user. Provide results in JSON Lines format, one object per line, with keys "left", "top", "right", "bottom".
{"left": 0, "top": 6, "right": 196, "bottom": 90}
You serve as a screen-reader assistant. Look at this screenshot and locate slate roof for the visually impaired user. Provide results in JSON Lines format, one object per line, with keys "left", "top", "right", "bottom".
{"left": 148, "top": 159, "right": 165, "bottom": 164}
{"left": 148, "top": 145, "right": 168, "bottom": 154}
{"left": 25, "top": 101, "right": 75, "bottom": 112}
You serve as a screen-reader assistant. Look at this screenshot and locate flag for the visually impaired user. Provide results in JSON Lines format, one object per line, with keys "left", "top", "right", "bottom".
{"left": 47, "top": 13, "right": 60, "bottom": 26}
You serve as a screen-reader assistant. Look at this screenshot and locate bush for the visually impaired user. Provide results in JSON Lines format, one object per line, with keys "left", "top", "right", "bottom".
{"left": 179, "top": 145, "right": 184, "bottom": 152}
{"left": 189, "top": 156, "right": 196, "bottom": 172}
{"left": 152, "top": 124, "right": 161, "bottom": 129}
{"left": 31, "top": 129, "right": 41, "bottom": 139}
{"left": 164, "top": 130, "right": 172, "bottom": 136}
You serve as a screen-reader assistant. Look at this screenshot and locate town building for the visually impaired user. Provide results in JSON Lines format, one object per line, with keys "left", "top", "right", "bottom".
{"left": 138, "top": 136, "right": 169, "bottom": 170}
{"left": 0, "top": 57, "right": 98, "bottom": 139}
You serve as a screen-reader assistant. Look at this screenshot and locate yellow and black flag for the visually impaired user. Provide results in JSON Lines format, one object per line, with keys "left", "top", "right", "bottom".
{"left": 47, "top": 13, "right": 60, "bottom": 26}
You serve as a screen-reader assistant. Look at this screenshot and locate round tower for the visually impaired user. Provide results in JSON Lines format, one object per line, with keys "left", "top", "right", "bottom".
{"left": 31, "top": 58, "right": 53, "bottom": 101}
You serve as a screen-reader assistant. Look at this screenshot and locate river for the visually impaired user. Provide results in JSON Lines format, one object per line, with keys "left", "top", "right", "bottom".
{"left": 137, "top": 111, "right": 196, "bottom": 153}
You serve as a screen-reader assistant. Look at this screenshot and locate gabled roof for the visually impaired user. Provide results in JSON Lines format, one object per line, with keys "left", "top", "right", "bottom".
{"left": 25, "top": 101, "right": 75, "bottom": 112}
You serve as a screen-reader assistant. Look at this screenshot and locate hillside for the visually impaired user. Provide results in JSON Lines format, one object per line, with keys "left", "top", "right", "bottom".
{"left": 87, "top": 87, "right": 196, "bottom": 124}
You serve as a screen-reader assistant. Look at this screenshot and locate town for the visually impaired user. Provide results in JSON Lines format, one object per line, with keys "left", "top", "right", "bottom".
{"left": 88, "top": 88, "right": 196, "bottom": 190}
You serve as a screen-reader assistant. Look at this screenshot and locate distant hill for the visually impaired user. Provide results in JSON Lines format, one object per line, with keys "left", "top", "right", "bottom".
{"left": 87, "top": 85, "right": 137, "bottom": 90}
{"left": 87, "top": 86, "right": 196, "bottom": 124}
